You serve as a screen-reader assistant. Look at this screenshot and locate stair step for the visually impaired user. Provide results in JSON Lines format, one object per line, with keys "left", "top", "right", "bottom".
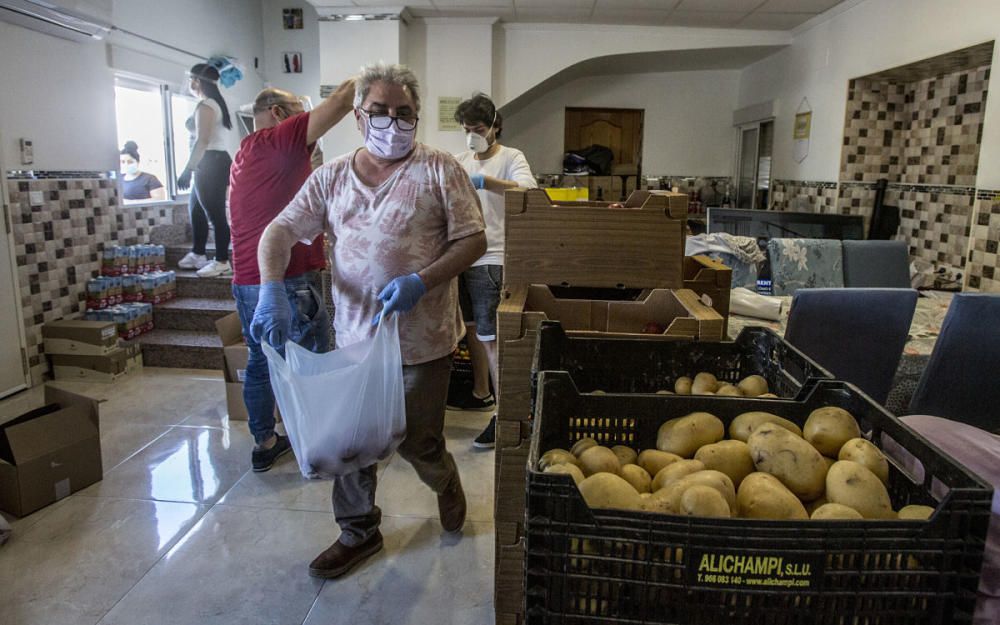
{"left": 175, "top": 269, "right": 234, "bottom": 299}
{"left": 139, "top": 329, "right": 224, "bottom": 369}
{"left": 166, "top": 243, "right": 229, "bottom": 268}
{"left": 154, "top": 297, "right": 236, "bottom": 331}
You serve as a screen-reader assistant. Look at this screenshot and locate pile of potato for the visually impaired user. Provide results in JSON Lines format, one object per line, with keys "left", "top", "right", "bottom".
{"left": 541, "top": 407, "right": 935, "bottom": 522}
{"left": 665, "top": 373, "right": 778, "bottom": 398}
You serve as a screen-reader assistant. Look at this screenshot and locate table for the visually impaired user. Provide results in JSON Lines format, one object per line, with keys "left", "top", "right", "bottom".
{"left": 727, "top": 291, "right": 955, "bottom": 414}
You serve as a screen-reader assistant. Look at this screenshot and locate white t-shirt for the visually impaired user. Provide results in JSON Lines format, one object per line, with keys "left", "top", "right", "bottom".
{"left": 186, "top": 98, "right": 229, "bottom": 153}
{"left": 454, "top": 145, "right": 536, "bottom": 266}
{"left": 273, "top": 143, "right": 485, "bottom": 365}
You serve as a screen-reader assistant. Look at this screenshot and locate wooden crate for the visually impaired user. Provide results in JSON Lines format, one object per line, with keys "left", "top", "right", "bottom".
{"left": 681, "top": 254, "right": 733, "bottom": 335}
{"left": 495, "top": 611, "right": 522, "bottom": 625}
{"left": 495, "top": 539, "right": 526, "bottom": 615}
{"left": 497, "top": 286, "right": 723, "bottom": 423}
{"left": 503, "top": 188, "right": 688, "bottom": 290}
{"left": 495, "top": 441, "right": 529, "bottom": 525}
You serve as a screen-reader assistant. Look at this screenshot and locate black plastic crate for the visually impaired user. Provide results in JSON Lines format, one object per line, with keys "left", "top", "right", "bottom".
{"left": 525, "top": 374, "right": 992, "bottom": 625}
{"left": 533, "top": 320, "right": 833, "bottom": 401}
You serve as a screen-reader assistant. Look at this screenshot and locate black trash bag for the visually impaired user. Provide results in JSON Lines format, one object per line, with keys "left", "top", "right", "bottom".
{"left": 563, "top": 144, "right": 614, "bottom": 175}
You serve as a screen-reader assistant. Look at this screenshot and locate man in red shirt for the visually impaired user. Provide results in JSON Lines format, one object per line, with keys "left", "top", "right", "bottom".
{"left": 229, "top": 79, "right": 355, "bottom": 472}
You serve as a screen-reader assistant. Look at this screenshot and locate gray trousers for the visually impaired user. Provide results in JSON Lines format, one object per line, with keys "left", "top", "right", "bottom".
{"left": 332, "top": 354, "right": 458, "bottom": 546}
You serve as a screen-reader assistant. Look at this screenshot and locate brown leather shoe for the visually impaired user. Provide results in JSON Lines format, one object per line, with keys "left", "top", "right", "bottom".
{"left": 438, "top": 475, "right": 467, "bottom": 533}
{"left": 308, "top": 531, "right": 383, "bottom": 579}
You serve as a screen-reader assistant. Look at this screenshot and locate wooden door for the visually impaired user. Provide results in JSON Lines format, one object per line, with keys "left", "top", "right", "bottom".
{"left": 564, "top": 107, "right": 644, "bottom": 175}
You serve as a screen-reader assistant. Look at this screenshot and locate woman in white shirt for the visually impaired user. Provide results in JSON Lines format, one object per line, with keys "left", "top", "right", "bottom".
{"left": 176, "top": 63, "right": 233, "bottom": 278}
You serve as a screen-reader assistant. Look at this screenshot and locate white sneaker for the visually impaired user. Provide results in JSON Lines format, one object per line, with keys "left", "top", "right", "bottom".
{"left": 196, "top": 260, "right": 232, "bottom": 278}
{"left": 178, "top": 252, "right": 209, "bottom": 270}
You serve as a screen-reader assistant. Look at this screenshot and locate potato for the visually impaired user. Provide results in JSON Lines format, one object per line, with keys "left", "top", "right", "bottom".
{"left": 822, "top": 456, "right": 837, "bottom": 473}
{"left": 570, "top": 437, "right": 599, "bottom": 457}
{"left": 655, "top": 390, "right": 673, "bottom": 395}
{"left": 758, "top": 393, "right": 779, "bottom": 398}
{"left": 729, "top": 411, "right": 803, "bottom": 442}
{"left": 811, "top": 503, "right": 863, "bottom": 520}
{"left": 695, "top": 439, "right": 755, "bottom": 488}
{"left": 540, "top": 449, "right": 579, "bottom": 470}
{"left": 716, "top": 384, "right": 743, "bottom": 397}
{"left": 640, "top": 490, "right": 673, "bottom": 514}
{"left": 747, "top": 422, "right": 827, "bottom": 501}
{"left": 737, "top": 375, "right": 769, "bottom": 397}
{"left": 638, "top": 449, "right": 682, "bottom": 477}
{"left": 611, "top": 445, "right": 638, "bottom": 467}
{"left": 805, "top": 496, "right": 828, "bottom": 515}
{"left": 838, "top": 438, "right": 889, "bottom": 484}
{"left": 826, "top": 460, "right": 894, "bottom": 519}
{"left": 804, "top": 407, "right": 861, "bottom": 457}
{"left": 691, "top": 372, "right": 719, "bottom": 394}
{"left": 651, "top": 459, "right": 705, "bottom": 492}
{"left": 620, "top": 463, "right": 652, "bottom": 493}
{"left": 898, "top": 505, "right": 935, "bottom": 521}
{"left": 544, "top": 462, "right": 585, "bottom": 485}
{"left": 578, "top": 473, "right": 641, "bottom": 510}
{"left": 679, "top": 485, "right": 731, "bottom": 518}
{"left": 674, "top": 376, "right": 693, "bottom": 395}
{"left": 578, "top": 445, "right": 620, "bottom": 476}
{"left": 656, "top": 412, "right": 725, "bottom": 458}
{"left": 737, "top": 472, "right": 809, "bottom": 520}
{"left": 659, "top": 470, "right": 737, "bottom": 513}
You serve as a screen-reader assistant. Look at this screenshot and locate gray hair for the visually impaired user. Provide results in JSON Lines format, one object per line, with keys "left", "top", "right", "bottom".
{"left": 353, "top": 62, "right": 421, "bottom": 112}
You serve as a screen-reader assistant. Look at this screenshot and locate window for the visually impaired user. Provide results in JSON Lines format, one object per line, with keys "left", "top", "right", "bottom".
{"left": 113, "top": 77, "right": 197, "bottom": 204}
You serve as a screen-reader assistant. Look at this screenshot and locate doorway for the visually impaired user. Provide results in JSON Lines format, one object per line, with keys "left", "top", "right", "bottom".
{"left": 735, "top": 119, "right": 774, "bottom": 209}
{"left": 0, "top": 146, "right": 30, "bottom": 397}
{"left": 564, "top": 107, "right": 644, "bottom": 176}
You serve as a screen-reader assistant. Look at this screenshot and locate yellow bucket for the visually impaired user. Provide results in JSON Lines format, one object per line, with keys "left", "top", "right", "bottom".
{"left": 544, "top": 187, "right": 589, "bottom": 202}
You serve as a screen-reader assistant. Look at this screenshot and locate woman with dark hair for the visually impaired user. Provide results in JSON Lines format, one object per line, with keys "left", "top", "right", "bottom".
{"left": 119, "top": 141, "right": 165, "bottom": 202}
{"left": 177, "top": 62, "right": 233, "bottom": 278}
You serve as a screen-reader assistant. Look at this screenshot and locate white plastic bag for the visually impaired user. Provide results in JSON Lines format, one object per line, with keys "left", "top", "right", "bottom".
{"left": 262, "top": 314, "right": 406, "bottom": 479}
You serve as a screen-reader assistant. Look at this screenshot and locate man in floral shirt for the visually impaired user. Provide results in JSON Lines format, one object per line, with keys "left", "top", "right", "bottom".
{"left": 251, "top": 63, "right": 486, "bottom": 578}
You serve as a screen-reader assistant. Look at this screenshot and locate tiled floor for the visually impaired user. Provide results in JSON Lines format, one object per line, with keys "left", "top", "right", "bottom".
{"left": 0, "top": 368, "right": 496, "bottom": 625}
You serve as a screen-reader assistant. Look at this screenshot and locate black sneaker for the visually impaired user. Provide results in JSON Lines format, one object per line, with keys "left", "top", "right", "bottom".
{"left": 447, "top": 391, "right": 496, "bottom": 412}
{"left": 473, "top": 415, "right": 496, "bottom": 449}
{"left": 251, "top": 434, "right": 292, "bottom": 472}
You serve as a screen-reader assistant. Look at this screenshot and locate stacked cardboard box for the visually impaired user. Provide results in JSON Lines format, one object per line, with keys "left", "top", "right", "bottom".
{"left": 216, "top": 313, "right": 251, "bottom": 421}
{"left": 0, "top": 385, "right": 101, "bottom": 516}
{"left": 493, "top": 188, "right": 730, "bottom": 624}
{"left": 43, "top": 319, "right": 143, "bottom": 383}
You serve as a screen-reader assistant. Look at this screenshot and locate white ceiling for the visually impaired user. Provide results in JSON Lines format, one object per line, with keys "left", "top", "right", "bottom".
{"left": 310, "top": 0, "right": 852, "bottom": 29}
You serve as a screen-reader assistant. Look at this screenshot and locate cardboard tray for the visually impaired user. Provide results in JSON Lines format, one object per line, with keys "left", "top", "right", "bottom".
{"left": 503, "top": 188, "right": 688, "bottom": 290}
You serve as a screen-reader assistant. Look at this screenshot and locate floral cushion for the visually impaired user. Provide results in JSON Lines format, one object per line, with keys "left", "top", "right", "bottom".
{"left": 705, "top": 252, "right": 758, "bottom": 289}
{"left": 766, "top": 238, "right": 844, "bottom": 296}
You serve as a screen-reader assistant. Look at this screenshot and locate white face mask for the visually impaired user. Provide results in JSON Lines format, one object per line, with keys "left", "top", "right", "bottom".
{"left": 466, "top": 131, "right": 489, "bottom": 154}
{"left": 365, "top": 123, "right": 415, "bottom": 160}
{"left": 466, "top": 110, "right": 497, "bottom": 154}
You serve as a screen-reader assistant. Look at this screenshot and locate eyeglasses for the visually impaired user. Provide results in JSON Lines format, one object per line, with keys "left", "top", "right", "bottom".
{"left": 359, "top": 108, "right": 419, "bottom": 131}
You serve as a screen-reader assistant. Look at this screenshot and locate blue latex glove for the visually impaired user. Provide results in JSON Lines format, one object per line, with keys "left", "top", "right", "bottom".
{"left": 177, "top": 168, "right": 192, "bottom": 191}
{"left": 470, "top": 173, "right": 486, "bottom": 190}
{"left": 373, "top": 273, "right": 426, "bottom": 325}
{"left": 250, "top": 281, "right": 292, "bottom": 348}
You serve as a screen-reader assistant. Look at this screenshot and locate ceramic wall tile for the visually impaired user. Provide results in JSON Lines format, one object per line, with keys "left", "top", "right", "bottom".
{"left": 966, "top": 190, "right": 1000, "bottom": 292}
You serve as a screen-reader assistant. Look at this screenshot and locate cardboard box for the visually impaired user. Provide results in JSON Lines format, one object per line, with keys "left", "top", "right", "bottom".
{"left": 50, "top": 348, "right": 131, "bottom": 383}
{"left": 216, "top": 313, "right": 250, "bottom": 421}
{"left": 0, "top": 385, "right": 101, "bottom": 517}
{"left": 42, "top": 319, "right": 118, "bottom": 356}
{"left": 496, "top": 286, "right": 723, "bottom": 423}
{"left": 503, "top": 189, "right": 688, "bottom": 290}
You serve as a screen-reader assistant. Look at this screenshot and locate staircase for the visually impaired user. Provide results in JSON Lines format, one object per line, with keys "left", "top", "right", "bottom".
{"left": 139, "top": 243, "right": 235, "bottom": 370}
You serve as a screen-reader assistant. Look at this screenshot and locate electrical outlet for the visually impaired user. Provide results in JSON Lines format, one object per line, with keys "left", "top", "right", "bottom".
{"left": 19, "top": 138, "right": 33, "bottom": 165}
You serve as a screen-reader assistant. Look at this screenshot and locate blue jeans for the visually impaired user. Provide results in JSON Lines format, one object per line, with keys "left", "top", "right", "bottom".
{"left": 232, "top": 271, "right": 331, "bottom": 444}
